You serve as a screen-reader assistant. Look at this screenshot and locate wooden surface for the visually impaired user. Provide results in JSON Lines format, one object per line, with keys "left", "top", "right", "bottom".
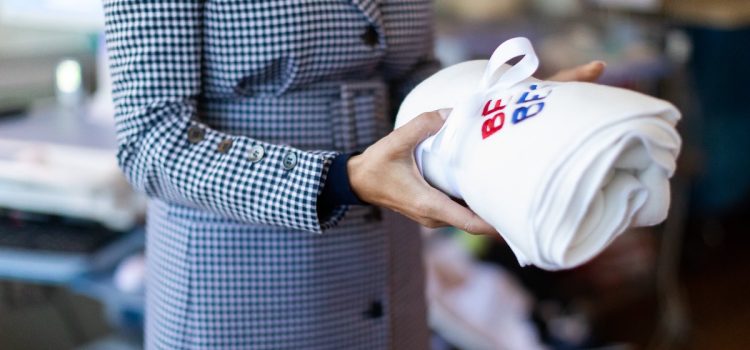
{"left": 666, "top": 0, "right": 750, "bottom": 28}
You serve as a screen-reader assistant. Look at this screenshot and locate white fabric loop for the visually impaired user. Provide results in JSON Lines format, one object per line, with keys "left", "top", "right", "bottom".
{"left": 431, "top": 37, "right": 540, "bottom": 171}
{"left": 479, "top": 37, "right": 539, "bottom": 90}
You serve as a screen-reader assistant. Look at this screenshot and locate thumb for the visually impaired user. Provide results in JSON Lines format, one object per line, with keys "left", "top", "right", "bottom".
{"left": 397, "top": 110, "right": 449, "bottom": 146}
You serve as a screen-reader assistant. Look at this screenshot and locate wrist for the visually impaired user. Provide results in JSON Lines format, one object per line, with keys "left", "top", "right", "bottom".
{"left": 346, "top": 153, "right": 369, "bottom": 204}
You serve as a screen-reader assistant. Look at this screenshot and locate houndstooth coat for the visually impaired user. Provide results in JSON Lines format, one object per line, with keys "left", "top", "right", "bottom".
{"left": 103, "top": 0, "right": 439, "bottom": 349}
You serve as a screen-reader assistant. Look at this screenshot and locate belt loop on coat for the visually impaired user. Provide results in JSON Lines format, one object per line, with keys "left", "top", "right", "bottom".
{"left": 331, "top": 80, "right": 389, "bottom": 153}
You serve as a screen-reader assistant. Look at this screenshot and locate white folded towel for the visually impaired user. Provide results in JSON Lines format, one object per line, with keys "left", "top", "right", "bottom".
{"left": 395, "top": 37, "right": 682, "bottom": 270}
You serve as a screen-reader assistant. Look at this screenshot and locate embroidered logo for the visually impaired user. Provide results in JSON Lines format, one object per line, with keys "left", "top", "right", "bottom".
{"left": 481, "top": 84, "right": 553, "bottom": 140}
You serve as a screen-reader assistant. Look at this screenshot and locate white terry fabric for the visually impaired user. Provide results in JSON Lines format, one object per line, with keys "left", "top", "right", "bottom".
{"left": 395, "top": 37, "right": 682, "bottom": 270}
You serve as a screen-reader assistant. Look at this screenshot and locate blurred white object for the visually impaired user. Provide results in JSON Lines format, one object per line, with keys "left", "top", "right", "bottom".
{"left": 396, "top": 37, "right": 681, "bottom": 270}
{"left": 0, "top": 139, "right": 144, "bottom": 230}
{"left": 665, "top": 29, "right": 693, "bottom": 64}
{"left": 55, "top": 58, "right": 84, "bottom": 109}
{"left": 113, "top": 253, "right": 145, "bottom": 294}
{"left": 426, "top": 237, "right": 546, "bottom": 350}
{"left": 0, "top": 0, "right": 104, "bottom": 31}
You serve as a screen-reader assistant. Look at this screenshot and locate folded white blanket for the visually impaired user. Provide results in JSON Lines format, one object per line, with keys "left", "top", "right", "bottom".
{"left": 395, "top": 37, "right": 682, "bottom": 270}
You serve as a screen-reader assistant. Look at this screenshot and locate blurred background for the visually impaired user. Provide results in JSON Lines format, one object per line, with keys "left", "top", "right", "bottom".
{"left": 0, "top": 0, "right": 748, "bottom": 349}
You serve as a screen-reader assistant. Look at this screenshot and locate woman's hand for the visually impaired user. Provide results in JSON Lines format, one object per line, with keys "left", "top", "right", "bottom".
{"left": 346, "top": 61, "right": 606, "bottom": 236}
{"left": 347, "top": 110, "right": 497, "bottom": 236}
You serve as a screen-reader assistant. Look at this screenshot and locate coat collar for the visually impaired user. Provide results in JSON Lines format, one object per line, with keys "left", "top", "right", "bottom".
{"left": 351, "top": 0, "right": 383, "bottom": 29}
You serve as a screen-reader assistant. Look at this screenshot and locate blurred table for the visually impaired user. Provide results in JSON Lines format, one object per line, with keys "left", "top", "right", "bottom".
{"left": 0, "top": 226, "right": 144, "bottom": 285}
{"left": 0, "top": 101, "right": 117, "bottom": 149}
{"left": 0, "top": 102, "right": 145, "bottom": 349}
{"left": 0, "top": 101, "right": 142, "bottom": 284}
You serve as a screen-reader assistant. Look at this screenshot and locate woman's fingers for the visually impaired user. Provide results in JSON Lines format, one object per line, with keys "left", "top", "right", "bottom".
{"left": 394, "top": 110, "right": 446, "bottom": 148}
{"left": 349, "top": 109, "right": 498, "bottom": 237}
{"left": 548, "top": 60, "right": 606, "bottom": 82}
{"left": 398, "top": 111, "right": 496, "bottom": 236}
{"left": 415, "top": 188, "right": 498, "bottom": 236}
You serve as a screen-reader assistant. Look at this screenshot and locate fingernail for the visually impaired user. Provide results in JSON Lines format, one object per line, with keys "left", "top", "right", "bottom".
{"left": 591, "top": 60, "right": 607, "bottom": 68}
{"left": 437, "top": 108, "right": 452, "bottom": 120}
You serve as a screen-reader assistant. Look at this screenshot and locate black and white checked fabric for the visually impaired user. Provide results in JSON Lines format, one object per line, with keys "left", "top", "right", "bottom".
{"left": 104, "top": 0, "right": 438, "bottom": 349}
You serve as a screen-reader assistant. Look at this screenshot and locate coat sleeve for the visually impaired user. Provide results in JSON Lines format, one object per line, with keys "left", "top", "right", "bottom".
{"left": 103, "top": 0, "right": 347, "bottom": 233}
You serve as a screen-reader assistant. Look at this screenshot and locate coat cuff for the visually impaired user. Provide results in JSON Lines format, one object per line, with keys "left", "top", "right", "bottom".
{"left": 313, "top": 151, "right": 352, "bottom": 232}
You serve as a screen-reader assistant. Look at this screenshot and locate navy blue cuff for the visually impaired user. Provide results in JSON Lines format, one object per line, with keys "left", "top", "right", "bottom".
{"left": 318, "top": 153, "right": 365, "bottom": 218}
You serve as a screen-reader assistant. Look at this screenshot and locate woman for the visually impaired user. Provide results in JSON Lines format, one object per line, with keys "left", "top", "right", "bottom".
{"left": 103, "top": 1, "right": 604, "bottom": 349}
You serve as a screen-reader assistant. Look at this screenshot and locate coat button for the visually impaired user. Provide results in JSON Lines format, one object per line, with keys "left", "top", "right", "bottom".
{"left": 233, "top": 78, "right": 255, "bottom": 96}
{"left": 361, "top": 24, "right": 379, "bottom": 47}
{"left": 248, "top": 145, "right": 265, "bottom": 163}
{"left": 187, "top": 126, "right": 205, "bottom": 144}
{"left": 217, "top": 139, "right": 233, "bottom": 154}
{"left": 282, "top": 151, "right": 298, "bottom": 170}
{"left": 363, "top": 300, "right": 383, "bottom": 319}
